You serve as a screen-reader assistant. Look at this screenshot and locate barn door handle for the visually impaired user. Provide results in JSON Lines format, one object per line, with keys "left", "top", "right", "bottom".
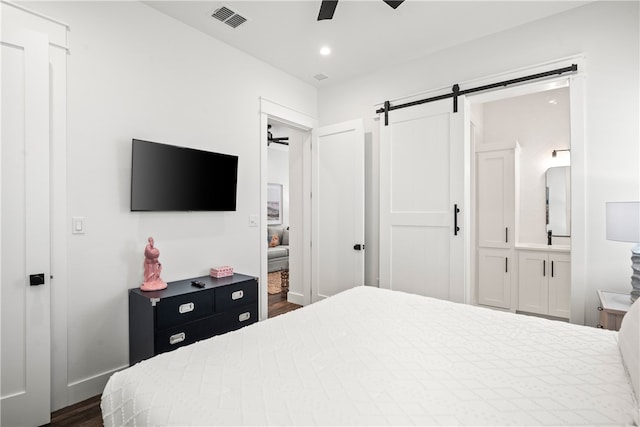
{"left": 454, "top": 204, "right": 460, "bottom": 236}
{"left": 353, "top": 244, "right": 365, "bottom": 251}
{"left": 29, "top": 273, "right": 45, "bottom": 286}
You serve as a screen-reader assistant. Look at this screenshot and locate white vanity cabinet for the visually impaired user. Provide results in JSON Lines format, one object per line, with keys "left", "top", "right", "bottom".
{"left": 518, "top": 249, "right": 571, "bottom": 318}
{"left": 477, "top": 248, "right": 511, "bottom": 309}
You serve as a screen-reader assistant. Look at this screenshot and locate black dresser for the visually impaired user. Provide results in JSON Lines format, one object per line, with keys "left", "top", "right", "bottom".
{"left": 129, "top": 273, "right": 258, "bottom": 365}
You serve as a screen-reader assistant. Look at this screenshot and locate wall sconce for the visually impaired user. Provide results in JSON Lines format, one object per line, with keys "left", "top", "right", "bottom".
{"left": 606, "top": 201, "right": 640, "bottom": 303}
{"left": 550, "top": 148, "right": 571, "bottom": 167}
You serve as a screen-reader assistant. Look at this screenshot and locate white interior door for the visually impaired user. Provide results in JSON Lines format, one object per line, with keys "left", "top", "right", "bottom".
{"left": 311, "top": 120, "right": 364, "bottom": 302}
{"left": 380, "top": 99, "right": 465, "bottom": 302}
{"left": 1, "top": 28, "right": 52, "bottom": 426}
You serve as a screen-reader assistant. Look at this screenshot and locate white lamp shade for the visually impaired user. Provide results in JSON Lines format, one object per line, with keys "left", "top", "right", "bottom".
{"left": 606, "top": 202, "right": 640, "bottom": 243}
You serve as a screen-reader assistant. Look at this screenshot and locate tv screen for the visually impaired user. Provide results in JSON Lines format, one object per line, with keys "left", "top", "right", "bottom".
{"left": 131, "top": 139, "right": 238, "bottom": 211}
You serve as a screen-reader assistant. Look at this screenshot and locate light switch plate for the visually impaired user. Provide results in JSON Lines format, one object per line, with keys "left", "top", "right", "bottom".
{"left": 72, "top": 217, "right": 85, "bottom": 234}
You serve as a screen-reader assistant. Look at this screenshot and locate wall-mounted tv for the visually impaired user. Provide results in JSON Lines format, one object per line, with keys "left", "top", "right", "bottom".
{"left": 131, "top": 139, "right": 238, "bottom": 211}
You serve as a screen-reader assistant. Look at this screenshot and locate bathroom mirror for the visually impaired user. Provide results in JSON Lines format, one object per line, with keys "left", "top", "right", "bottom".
{"left": 546, "top": 166, "right": 571, "bottom": 237}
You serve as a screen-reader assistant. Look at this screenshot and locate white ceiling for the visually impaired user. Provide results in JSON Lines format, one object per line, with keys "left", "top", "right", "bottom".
{"left": 144, "top": 1, "right": 590, "bottom": 87}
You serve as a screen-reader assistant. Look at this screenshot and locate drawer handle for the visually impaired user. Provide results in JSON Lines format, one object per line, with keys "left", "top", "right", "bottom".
{"left": 596, "top": 324, "right": 604, "bottom": 329}
{"left": 232, "top": 290, "right": 244, "bottom": 300}
{"left": 169, "top": 332, "right": 186, "bottom": 345}
{"left": 178, "top": 302, "right": 195, "bottom": 314}
{"left": 238, "top": 312, "right": 251, "bottom": 322}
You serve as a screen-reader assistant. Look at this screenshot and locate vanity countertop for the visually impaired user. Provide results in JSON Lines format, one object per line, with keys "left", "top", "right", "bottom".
{"left": 515, "top": 243, "right": 570, "bottom": 253}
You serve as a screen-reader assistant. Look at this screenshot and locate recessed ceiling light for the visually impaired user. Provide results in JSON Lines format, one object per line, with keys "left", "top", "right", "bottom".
{"left": 320, "top": 46, "right": 331, "bottom": 56}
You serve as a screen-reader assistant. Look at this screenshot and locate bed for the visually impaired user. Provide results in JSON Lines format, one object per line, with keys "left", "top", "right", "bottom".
{"left": 102, "top": 286, "right": 639, "bottom": 426}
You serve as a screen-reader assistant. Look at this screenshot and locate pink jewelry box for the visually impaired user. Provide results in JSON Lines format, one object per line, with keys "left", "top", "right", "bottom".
{"left": 210, "top": 266, "right": 233, "bottom": 278}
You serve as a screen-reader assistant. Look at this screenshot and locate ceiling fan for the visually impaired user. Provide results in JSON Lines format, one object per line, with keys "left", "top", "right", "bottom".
{"left": 267, "top": 124, "right": 289, "bottom": 146}
{"left": 318, "top": 0, "right": 405, "bottom": 21}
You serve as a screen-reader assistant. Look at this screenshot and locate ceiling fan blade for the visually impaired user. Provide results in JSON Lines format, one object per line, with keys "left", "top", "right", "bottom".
{"left": 382, "top": 0, "right": 404, "bottom": 9}
{"left": 318, "top": 0, "right": 338, "bottom": 20}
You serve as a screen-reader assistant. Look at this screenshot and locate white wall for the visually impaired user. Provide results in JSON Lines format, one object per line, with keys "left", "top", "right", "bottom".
{"left": 28, "top": 0, "right": 316, "bottom": 408}
{"left": 482, "top": 88, "right": 571, "bottom": 245}
{"left": 267, "top": 127, "right": 290, "bottom": 227}
{"left": 318, "top": 1, "right": 639, "bottom": 326}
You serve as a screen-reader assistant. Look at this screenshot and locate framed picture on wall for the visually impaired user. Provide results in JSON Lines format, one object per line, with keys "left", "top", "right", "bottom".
{"left": 267, "top": 183, "right": 283, "bottom": 225}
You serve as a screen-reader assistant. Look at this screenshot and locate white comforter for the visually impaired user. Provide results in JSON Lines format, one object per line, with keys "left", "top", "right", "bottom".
{"left": 102, "top": 286, "right": 637, "bottom": 426}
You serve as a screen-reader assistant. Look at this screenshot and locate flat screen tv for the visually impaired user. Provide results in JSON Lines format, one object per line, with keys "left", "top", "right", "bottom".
{"left": 131, "top": 139, "right": 238, "bottom": 211}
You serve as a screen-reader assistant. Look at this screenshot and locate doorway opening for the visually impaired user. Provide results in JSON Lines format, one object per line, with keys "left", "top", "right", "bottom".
{"left": 467, "top": 69, "right": 585, "bottom": 324}
{"left": 259, "top": 98, "right": 315, "bottom": 320}
{"left": 266, "top": 120, "right": 304, "bottom": 318}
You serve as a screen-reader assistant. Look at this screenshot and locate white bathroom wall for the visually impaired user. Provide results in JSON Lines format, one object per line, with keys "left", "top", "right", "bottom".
{"left": 26, "top": 0, "right": 317, "bottom": 408}
{"left": 318, "top": 1, "right": 639, "bottom": 326}
{"left": 482, "top": 88, "right": 571, "bottom": 245}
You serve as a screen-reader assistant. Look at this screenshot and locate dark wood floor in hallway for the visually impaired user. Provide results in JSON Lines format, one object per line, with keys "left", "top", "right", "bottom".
{"left": 44, "top": 293, "right": 302, "bottom": 426}
{"left": 268, "top": 290, "right": 302, "bottom": 318}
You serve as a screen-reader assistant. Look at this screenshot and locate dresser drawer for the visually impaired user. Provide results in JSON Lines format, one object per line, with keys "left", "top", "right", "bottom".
{"left": 215, "top": 304, "right": 258, "bottom": 334}
{"left": 215, "top": 279, "right": 257, "bottom": 312}
{"left": 156, "top": 290, "right": 214, "bottom": 330}
{"left": 155, "top": 315, "right": 218, "bottom": 354}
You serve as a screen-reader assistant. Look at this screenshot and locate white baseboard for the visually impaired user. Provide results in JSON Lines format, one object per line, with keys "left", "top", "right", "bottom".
{"left": 286, "top": 291, "right": 304, "bottom": 306}
{"left": 66, "top": 365, "right": 127, "bottom": 405}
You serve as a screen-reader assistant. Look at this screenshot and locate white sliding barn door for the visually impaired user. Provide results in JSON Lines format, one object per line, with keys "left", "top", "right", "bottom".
{"left": 1, "top": 27, "right": 52, "bottom": 426}
{"left": 311, "top": 120, "right": 365, "bottom": 302}
{"left": 380, "top": 99, "right": 466, "bottom": 302}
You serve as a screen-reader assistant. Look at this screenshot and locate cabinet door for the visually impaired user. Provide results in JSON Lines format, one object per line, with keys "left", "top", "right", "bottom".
{"left": 477, "top": 150, "right": 514, "bottom": 248}
{"left": 548, "top": 253, "right": 571, "bottom": 318}
{"left": 478, "top": 248, "right": 511, "bottom": 309}
{"left": 518, "top": 251, "right": 548, "bottom": 315}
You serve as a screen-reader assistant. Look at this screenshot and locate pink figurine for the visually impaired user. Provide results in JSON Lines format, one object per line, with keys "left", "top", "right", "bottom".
{"left": 140, "top": 237, "right": 167, "bottom": 291}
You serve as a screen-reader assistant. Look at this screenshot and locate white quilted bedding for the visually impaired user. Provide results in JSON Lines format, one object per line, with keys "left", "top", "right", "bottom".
{"left": 102, "top": 286, "right": 638, "bottom": 426}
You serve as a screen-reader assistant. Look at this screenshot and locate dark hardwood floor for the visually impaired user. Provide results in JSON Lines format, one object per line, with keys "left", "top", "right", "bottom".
{"left": 44, "top": 293, "right": 301, "bottom": 426}
{"left": 44, "top": 394, "right": 102, "bottom": 427}
{"left": 268, "top": 291, "right": 302, "bottom": 318}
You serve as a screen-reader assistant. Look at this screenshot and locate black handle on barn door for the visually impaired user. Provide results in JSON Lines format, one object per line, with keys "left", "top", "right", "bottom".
{"left": 454, "top": 204, "right": 460, "bottom": 236}
{"left": 29, "top": 273, "right": 45, "bottom": 286}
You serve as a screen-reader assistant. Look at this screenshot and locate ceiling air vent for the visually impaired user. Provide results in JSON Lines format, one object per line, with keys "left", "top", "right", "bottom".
{"left": 314, "top": 73, "right": 329, "bottom": 81}
{"left": 212, "top": 6, "right": 248, "bottom": 29}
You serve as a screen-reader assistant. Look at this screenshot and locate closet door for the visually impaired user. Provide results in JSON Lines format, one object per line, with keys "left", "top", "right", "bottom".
{"left": 1, "top": 26, "right": 52, "bottom": 426}
{"left": 311, "top": 119, "right": 365, "bottom": 302}
{"left": 379, "top": 98, "right": 466, "bottom": 302}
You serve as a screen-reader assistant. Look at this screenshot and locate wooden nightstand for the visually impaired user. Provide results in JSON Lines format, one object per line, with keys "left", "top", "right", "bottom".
{"left": 597, "top": 290, "right": 632, "bottom": 331}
